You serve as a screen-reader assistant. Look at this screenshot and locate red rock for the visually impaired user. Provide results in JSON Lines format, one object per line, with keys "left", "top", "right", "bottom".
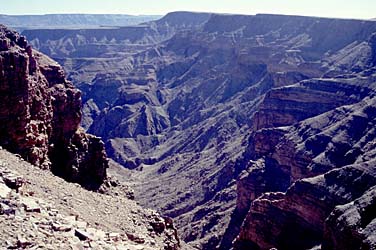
{"left": 0, "top": 25, "right": 108, "bottom": 190}
{"left": 234, "top": 96, "right": 376, "bottom": 249}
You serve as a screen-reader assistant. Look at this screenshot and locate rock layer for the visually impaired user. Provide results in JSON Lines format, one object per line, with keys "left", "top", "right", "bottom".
{"left": 20, "top": 12, "right": 376, "bottom": 249}
{"left": 234, "top": 95, "right": 376, "bottom": 249}
{"left": 323, "top": 185, "right": 376, "bottom": 250}
{"left": 0, "top": 25, "right": 108, "bottom": 189}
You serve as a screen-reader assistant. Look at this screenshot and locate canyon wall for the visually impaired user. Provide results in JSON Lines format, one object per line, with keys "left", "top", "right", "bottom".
{"left": 19, "top": 13, "right": 376, "bottom": 249}
{"left": 0, "top": 25, "right": 108, "bottom": 189}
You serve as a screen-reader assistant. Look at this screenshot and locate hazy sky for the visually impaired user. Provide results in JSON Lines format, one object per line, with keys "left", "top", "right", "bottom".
{"left": 2, "top": 0, "right": 375, "bottom": 19}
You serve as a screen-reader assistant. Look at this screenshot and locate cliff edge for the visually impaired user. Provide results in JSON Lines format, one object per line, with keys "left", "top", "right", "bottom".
{"left": 0, "top": 25, "right": 107, "bottom": 189}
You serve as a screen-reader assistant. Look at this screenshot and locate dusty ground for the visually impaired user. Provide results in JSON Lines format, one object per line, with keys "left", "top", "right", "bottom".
{"left": 0, "top": 149, "right": 180, "bottom": 250}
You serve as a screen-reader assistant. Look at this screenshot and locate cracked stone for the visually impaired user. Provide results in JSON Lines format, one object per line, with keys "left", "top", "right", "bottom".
{"left": 20, "top": 197, "right": 41, "bottom": 213}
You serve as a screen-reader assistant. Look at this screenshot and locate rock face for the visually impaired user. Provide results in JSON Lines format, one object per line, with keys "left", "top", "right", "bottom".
{"left": 235, "top": 162, "right": 376, "bottom": 249}
{"left": 252, "top": 78, "right": 371, "bottom": 130}
{"left": 0, "top": 25, "right": 108, "bottom": 189}
{"left": 323, "top": 185, "right": 376, "bottom": 250}
{"left": 20, "top": 12, "right": 376, "bottom": 249}
{"left": 234, "top": 94, "right": 376, "bottom": 249}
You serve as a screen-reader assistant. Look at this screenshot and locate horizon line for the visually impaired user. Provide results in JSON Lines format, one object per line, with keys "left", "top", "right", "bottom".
{"left": 0, "top": 11, "right": 374, "bottom": 21}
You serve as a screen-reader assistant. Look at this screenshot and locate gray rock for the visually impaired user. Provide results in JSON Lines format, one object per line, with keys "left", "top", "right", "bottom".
{"left": 20, "top": 197, "right": 41, "bottom": 213}
{"left": 0, "top": 202, "right": 14, "bottom": 215}
{"left": 0, "top": 182, "right": 11, "bottom": 198}
{"left": 17, "top": 235, "right": 33, "bottom": 248}
{"left": 75, "top": 229, "right": 93, "bottom": 241}
{"left": 3, "top": 174, "right": 24, "bottom": 191}
{"left": 52, "top": 222, "right": 72, "bottom": 232}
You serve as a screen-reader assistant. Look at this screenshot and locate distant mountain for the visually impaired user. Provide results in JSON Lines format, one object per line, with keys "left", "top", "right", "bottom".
{"left": 154, "top": 11, "right": 212, "bottom": 27}
{"left": 0, "top": 14, "right": 161, "bottom": 31}
{"left": 21, "top": 12, "right": 211, "bottom": 55}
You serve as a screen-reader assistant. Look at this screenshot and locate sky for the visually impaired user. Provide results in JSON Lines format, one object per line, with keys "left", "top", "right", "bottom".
{"left": 1, "top": 0, "right": 375, "bottom": 20}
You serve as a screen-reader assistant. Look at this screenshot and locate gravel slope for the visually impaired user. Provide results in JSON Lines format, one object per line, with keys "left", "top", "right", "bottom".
{"left": 0, "top": 149, "right": 181, "bottom": 250}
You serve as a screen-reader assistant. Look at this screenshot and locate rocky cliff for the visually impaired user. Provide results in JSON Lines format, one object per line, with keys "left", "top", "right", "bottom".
{"left": 19, "top": 12, "right": 376, "bottom": 249}
{"left": 323, "top": 185, "right": 376, "bottom": 250}
{"left": 234, "top": 84, "right": 376, "bottom": 249}
{"left": 0, "top": 25, "right": 108, "bottom": 190}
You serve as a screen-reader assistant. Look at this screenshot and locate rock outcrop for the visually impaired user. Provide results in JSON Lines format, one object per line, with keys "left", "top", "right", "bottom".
{"left": 235, "top": 162, "right": 376, "bottom": 249}
{"left": 323, "top": 185, "right": 376, "bottom": 250}
{"left": 0, "top": 25, "right": 108, "bottom": 189}
{"left": 252, "top": 78, "right": 372, "bottom": 130}
{"left": 234, "top": 95, "right": 376, "bottom": 249}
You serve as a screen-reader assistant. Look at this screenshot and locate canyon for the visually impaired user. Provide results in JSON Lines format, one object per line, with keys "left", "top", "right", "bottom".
{"left": 1, "top": 11, "right": 376, "bottom": 249}
{"left": 0, "top": 24, "right": 180, "bottom": 249}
